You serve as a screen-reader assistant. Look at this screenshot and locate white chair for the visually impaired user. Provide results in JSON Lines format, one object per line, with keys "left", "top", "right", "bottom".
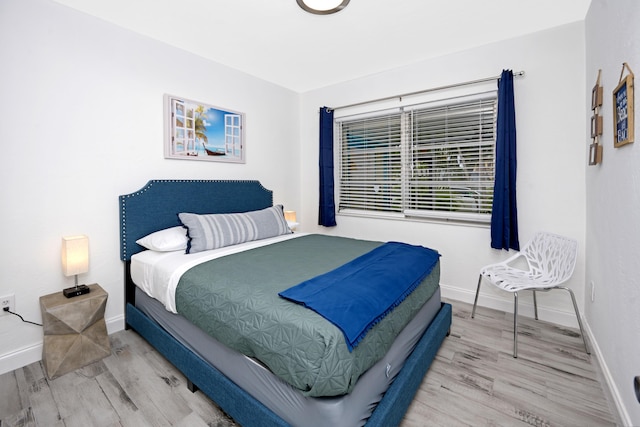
{"left": 471, "top": 231, "right": 590, "bottom": 358}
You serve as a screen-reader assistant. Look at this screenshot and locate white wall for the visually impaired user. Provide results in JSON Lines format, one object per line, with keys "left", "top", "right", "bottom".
{"left": 300, "top": 23, "right": 587, "bottom": 327}
{"left": 0, "top": 0, "right": 300, "bottom": 373}
{"left": 585, "top": 1, "right": 640, "bottom": 425}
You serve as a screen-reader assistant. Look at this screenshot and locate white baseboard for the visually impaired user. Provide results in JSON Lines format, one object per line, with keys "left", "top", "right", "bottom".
{"left": 0, "top": 342, "right": 42, "bottom": 377}
{"left": 582, "top": 321, "right": 631, "bottom": 426}
{"left": 107, "top": 314, "right": 125, "bottom": 335}
{"left": 0, "top": 314, "right": 125, "bottom": 376}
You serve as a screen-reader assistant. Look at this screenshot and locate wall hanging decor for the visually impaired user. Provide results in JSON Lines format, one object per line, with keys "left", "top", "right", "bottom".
{"left": 164, "top": 94, "right": 245, "bottom": 163}
{"left": 591, "top": 72, "right": 603, "bottom": 110}
{"left": 590, "top": 114, "right": 603, "bottom": 138}
{"left": 589, "top": 69, "right": 603, "bottom": 165}
{"left": 589, "top": 142, "right": 602, "bottom": 165}
{"left": 613, "top": 62, "right": 634, "bottom": 148}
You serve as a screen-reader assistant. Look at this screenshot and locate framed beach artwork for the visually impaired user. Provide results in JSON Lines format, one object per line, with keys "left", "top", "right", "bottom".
{"left": 164, "top": 94, "right": 245, "bottom": 163}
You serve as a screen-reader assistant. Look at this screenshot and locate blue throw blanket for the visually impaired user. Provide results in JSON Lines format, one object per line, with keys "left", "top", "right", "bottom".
{"left": 279, "top": 242, "right": 440, "bottom": 351}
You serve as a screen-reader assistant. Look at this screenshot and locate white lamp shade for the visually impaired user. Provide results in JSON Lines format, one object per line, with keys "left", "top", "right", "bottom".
{"left": 61, "top": 235, "right": 89, "bottom": 277}
{"left": 284, "top": 210, "right": 297, "bottom": 222}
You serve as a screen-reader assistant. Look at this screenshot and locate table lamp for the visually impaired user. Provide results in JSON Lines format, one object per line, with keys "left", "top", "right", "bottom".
{"left": 284, "top": 210, "right": 299, "bottom": 231}
{"left": 61, "top": 235, "right": 90, "bottom": 298}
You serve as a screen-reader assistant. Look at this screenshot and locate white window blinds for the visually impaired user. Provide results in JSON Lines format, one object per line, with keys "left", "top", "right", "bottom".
{"left": 337, "top": 93, "right": 497, "bottom": 223}
{"left": 338, "top": 112, "right": 403, "bottom": 213}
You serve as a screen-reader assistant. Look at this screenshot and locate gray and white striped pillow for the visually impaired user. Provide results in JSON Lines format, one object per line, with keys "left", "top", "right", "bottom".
{"left": 178, "top": 205, "right": 292, "bottom": 254}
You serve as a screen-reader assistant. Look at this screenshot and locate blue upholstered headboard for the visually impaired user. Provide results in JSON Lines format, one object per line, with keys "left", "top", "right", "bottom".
{"left": 119, "top": 180, "right": 273, "bottom": 261}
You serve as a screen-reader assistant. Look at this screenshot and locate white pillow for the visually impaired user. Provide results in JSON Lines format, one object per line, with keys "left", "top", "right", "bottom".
{"left": 136, "top": 226, "right": 188, "bottom": 252}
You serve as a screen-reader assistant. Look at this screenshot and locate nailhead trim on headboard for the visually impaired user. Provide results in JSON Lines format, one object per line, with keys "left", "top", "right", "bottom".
{"left": 119, "top": 180, "right": 273, "bottom": 261}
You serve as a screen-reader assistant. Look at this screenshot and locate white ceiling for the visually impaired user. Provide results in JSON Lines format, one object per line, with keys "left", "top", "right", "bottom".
{"left": 52, "top": 0, "right": 591, "bottom": 93}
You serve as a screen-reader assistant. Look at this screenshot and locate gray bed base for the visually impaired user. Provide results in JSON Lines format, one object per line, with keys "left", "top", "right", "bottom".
{"left": 119, "top": 180, "right": 452, "bottom": 426}
{"left": 134, "top": 285, "right": 443, "bottom": 426}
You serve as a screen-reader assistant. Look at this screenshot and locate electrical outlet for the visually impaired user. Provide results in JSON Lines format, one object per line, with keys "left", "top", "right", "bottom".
{"left": 0, "top": 294, "right": 15, "bottom": 315}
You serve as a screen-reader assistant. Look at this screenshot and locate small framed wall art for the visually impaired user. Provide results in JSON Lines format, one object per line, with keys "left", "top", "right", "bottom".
{"left": 613, "top": 63, "right": 634, "bottom": 148}
{"left": 591, "top": 78, "right": 603, "bottom": 110}
{"left": 164, "top": 94, "right": 245, "bottom": 163}
{"left": 589, "top": 69, "right": 603, "bottom": 166}
{"left": 589, "top": 142, "right": 602, "bottom": 165}
{"left": 590, "top": 114, "right": 603, "bottom": 138}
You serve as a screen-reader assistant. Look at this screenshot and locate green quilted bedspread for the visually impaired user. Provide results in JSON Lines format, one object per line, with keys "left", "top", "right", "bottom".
{"left": 175, "top": 234, "right": 440, "bottom": 397}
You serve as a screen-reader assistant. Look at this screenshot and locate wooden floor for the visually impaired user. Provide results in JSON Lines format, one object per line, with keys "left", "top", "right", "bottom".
{"left": 0, "top": 299, "right": 619, "bottom": 427}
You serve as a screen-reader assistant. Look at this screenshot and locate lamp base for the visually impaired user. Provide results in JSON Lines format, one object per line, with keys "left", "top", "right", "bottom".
{"left": 63, "top": 284, "right": 91, "bottom": 298}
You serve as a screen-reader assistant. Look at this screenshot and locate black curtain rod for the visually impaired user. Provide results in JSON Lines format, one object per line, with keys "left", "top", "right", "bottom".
{"left": 328, "top": 70, "right": 525, "bottom": 112}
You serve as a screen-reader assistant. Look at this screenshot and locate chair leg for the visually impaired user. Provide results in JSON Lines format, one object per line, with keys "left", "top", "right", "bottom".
{"left": 533, "top": 290, "right": 539, "bottom": 320}
{"left": 471, "top": 274, "right": 482, "bottom": 318}
{"left": 558, "top": 286, "right": 591, "bottom": 355}
{"left": 513, "top": 292, "right": 518, "bottom": 358}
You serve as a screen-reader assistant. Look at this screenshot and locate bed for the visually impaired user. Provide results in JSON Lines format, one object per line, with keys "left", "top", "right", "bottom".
{"left": 119, "top": 179, "right": 452, "bottom": 426}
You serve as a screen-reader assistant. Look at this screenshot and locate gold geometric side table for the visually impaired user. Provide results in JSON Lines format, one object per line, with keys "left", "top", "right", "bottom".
{"left": 40, "top": 283, "right": 111, "bottom": 379}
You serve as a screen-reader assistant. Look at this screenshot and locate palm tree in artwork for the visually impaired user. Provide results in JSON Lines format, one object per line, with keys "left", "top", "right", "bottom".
{"left": 194, "top": 105, "right": 208, "bottom": 144}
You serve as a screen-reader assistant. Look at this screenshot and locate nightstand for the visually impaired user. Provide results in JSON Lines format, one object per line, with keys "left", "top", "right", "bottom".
{"left": 40, "top": 283, "right": 111, "bottom": 379}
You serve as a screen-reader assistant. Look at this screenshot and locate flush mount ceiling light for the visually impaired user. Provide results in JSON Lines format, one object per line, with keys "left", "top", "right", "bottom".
{"left": 297, "top": 0, "right": 350, "bottom": 15}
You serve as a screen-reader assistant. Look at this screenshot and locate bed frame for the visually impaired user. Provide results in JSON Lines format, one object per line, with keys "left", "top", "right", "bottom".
{"left": 119, "top": 179, "right": 452, "bottom": 426}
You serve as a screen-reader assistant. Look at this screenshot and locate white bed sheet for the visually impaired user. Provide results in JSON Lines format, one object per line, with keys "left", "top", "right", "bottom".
{"left": 131, "top": 232, "right": 306, "bottom": 313}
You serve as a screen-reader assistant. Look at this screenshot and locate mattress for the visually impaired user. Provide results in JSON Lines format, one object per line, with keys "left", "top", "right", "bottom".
{"left": 135, "top": 285, "right": 442, "bottom": 427}
{"left": 132, "top": 233, "right": 440, "bottom": 397}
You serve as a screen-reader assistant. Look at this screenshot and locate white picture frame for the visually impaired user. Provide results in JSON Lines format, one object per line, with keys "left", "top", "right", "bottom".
{"left": 164, "top": 94, "right": 245, "bottom": 163}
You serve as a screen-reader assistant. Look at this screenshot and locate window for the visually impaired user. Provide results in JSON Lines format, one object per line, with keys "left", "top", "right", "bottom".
{"left": 337, "top": 92, "right": 497, "bottom": 223}
{"left": 170, "top": 99, "right": 197, "bottom": 156}
{"left": 224, "top": 114, "right": 242, "bottom": 156}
